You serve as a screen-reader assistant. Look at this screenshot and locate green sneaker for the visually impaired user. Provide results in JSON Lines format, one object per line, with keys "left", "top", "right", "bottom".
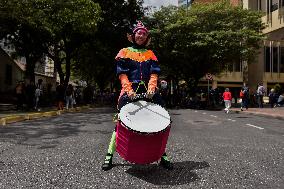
{"left": 102, "top": 153, "right": 113, "bottom": 171}
{"left": 159, "top": 153, "right": 173, "bottom": 170}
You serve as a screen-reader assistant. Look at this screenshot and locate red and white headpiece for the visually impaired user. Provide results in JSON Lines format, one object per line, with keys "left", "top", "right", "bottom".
{"left": 132, "top": 21, "right": 149, "bottom": 34}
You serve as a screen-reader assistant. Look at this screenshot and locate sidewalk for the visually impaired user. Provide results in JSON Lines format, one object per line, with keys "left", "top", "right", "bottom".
{"left": 0, "top": 105, "right": 92, "bottom": 126}
{"left": 231, "top": 106, "right": 284, "bottom": 120}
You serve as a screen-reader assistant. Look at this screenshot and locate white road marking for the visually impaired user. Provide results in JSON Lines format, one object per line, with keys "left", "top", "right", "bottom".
{"left": 194, "top": 111, "right": 198, "bottom": 113}
{"left": 210, "top": 115, "right": 217, "bottom": 118}
{"left": 227, "top": 118, "right": 235, "bottom": 122}
{"left": 202, "top": 112, "right": 207, "bottom": 115}
{"left": 246, "top": 124, "right": 264, "bottom": 130}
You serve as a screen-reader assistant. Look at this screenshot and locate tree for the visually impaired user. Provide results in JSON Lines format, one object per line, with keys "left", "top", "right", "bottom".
{"left": 0, "top": 0, "right": 102, "bottom": 84}
{"left": 43, "top": 0, "right": 102, "bottom": 85}
{"left": 150, "top": 2, "right": 265, "bottom": 91}
{"left": 144, "top": 6, "right": 182, "bottom": 84}
{"left": 73, "top": 0, "right": 145, "bottom": 91}
{"left": 0, "top": 0, "right": 51, "bottom": 82}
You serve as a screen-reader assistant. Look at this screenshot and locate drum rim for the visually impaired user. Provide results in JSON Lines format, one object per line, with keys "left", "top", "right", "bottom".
{"left": 119, "top": 120, "right": 171, "bottom": 135}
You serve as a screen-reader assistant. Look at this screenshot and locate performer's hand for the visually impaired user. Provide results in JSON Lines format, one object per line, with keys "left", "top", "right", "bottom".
{"left": 146, "top": 91, "right": 155, "bottom": 99}
{"left": 127, "top": 91, "right": 136, "bottom": 100}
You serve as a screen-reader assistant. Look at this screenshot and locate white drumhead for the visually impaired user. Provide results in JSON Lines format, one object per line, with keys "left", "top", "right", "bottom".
{"left": 119, "top": 101, "right": 171, "bottom": 133}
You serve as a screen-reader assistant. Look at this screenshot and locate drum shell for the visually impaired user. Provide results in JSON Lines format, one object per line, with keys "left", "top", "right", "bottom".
{"left": 116, "top": 121, "right": 171, "bottom": 164}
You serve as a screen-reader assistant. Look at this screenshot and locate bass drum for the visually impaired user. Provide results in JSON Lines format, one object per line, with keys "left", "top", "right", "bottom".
{"left": 116, "top": 100, "right": 171, "bottom": 164}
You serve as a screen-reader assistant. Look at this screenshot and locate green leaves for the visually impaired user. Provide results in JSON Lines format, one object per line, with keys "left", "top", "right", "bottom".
{"left": 0, "top": 0, "right": 102, "bottom": 83}
{"left": 150, "top": 1, "right": 265, "bottom": 88}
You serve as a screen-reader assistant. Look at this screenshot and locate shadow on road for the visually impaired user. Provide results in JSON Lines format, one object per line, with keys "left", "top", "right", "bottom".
{"left": 121, "top": 161, "right": 210, "bottom": 185}
{"left": 0, "top": 111, "right": 114, "bottom": 149}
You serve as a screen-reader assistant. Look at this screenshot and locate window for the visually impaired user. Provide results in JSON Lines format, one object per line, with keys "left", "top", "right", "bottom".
{"left": 5, "top": 64, "right": 12, "bottom": 85}
{"left": 281, "top": 47, "right": 284, "bottom": 73}
{"left": 271, "top": 0, "right": 278, "bottom": 11}
{"left": 273, "top": 47, "right": 278, "bottom": 72}
{"left": 257, "top": 0, "right": 261, "bottom": 11}
{"left": 259, "top": 0, "right": 266, "bottom": 12}
{"left": 265, "top": 46, "right": 271, "bottom": 72}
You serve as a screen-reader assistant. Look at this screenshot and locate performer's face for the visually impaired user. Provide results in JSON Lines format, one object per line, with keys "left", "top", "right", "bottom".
{"left": 134, "top": 29, "right": 148, "bottom": 46}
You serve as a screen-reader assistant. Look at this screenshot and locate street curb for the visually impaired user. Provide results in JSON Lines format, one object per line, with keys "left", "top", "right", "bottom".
{"left": 0, "top": 105, "right": 91, "bottom": 126}
{"left": 233, "top": 110, "right": 284, "bottom": 121}
{"left": 1, "top": 115, "right": 26, "bottom": 126}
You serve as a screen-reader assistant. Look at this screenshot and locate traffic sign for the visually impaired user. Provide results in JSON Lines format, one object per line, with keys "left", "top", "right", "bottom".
{"left": 205, "top": 73, "right": 213, "bottom": 80}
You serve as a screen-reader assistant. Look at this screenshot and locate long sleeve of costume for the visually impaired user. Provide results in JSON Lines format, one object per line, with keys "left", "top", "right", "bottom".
{"left": 116, "top": 49, "right": 134, "bottom": 95}
{"left": 115, "top": 48, "right": 161, "bottom": 94}
{"left": 119, "top": 74, "right": 134, "bottom": 94}
{"left": 148, "top": 74, "right": 158, "bottom": 93}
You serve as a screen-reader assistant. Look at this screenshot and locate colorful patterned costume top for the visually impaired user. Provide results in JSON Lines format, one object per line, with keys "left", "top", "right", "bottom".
{"left": 116, "top": 47, "right": 160, "bottom": 84}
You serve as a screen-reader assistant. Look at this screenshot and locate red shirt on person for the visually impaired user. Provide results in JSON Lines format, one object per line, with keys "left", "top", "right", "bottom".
{"left": 223, "top": 91, "right": 232, "bottom": 101}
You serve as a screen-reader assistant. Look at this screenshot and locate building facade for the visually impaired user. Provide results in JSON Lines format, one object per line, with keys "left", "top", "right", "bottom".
{"left": 179, "top": 0, "right": 284, "bottom": 94}
{"left": 0, "top": 47, "right": 25, "bottom": 93}
{"left": 178, "top": 0, "right": 192, "bottom": 7}
{"left": 0, "top": 39, "right": 57, "bottom": 102}
{"left": 244, "top": 0, "right": 284, "bottom": 92}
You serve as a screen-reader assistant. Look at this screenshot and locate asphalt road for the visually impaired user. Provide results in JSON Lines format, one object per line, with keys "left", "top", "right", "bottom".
{"left": 0, "top": 107, "right": 283, "bottom": 189}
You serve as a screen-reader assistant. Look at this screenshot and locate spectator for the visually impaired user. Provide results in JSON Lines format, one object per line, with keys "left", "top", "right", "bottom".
{"left": 56, "top": 82, "right": 65, "bottom": 110}
{"left": 15, "top": 81, "right": 24, "bottom": 111}
{"left": 65, "top": 84, "right": 74, "bottom": 110}
{"left": 275, "top": 92, "right": 284, "bottom": 107}
{"left": 200, "top": 90, "right": 207, "bottom": 109}
{"left": 74, "top": 87, "right": 82, "bottom": 105}
{"left": 34, "top": 79, "right": 43, "bottom": 111}
{"left": 256, "top": 83, "right": 265, "bottom": 108}
{"left": 240, "top": 86, "right": 249, "bottom": 111}
{"left": 268, "top": 88, "right": 278, "bottom": 108}
{"left": 222, "top": 88, "right": 232, "bottom": 114}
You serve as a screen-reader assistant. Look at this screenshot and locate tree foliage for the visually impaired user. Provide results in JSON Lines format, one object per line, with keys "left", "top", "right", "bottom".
{"left": 72, "top": 0, "right": 144, "bottom": 91}
{"left": 150, "top": 2, "right": 265, "bottom": 90}
{"left": 0, "top": 0, "right": 51, "bottom": 81}
{"left": 42, "top": 0, "right": 102, "bottom": 85}
{"left": 0, "top": 0, "right": 101, "bottom": 84}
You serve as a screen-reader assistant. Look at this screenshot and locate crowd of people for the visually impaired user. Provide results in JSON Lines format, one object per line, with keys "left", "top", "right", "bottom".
{"left": 155, "top": 82, "right": 284, "bottom": 112}
{"left": 14, "top": 78, "right": 284, "bottom": 112}
{"left": 15, "top": 79, "right": 45, "bottom": 111}
{"left": 221, "top": 83, "right": 284, "bottom": 113}
{"left": 14, "top": 79, "right": 118, "bottom": 112}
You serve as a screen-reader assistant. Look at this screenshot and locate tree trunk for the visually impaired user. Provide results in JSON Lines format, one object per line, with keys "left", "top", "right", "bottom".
{"left": 64, "top": 54, "right": 71, "bottom": 86}
{"left": 242, "top": 60, "right": 248, "bottom": 85}
{"left": 25, "top": 55, "right": 36, "bottom": 83}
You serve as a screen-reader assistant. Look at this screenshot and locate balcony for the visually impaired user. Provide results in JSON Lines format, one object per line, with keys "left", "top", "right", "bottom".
{"left": 262, "top": 7, "right": 284, "bottom": 34}
{"left": 264, "top": 72, "right": 284, "bottom": 82}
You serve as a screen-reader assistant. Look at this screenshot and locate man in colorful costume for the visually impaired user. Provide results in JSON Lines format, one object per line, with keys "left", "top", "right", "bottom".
{"left": 102, "top": 21, "right": 173, "bottom": 171}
